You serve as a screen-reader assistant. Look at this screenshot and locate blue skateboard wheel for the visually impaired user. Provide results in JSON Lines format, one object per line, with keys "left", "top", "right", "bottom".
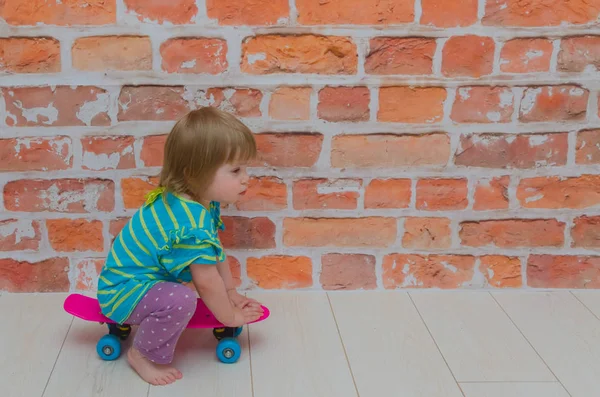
{"left": 97, "top": 334, "right": 121, "bottom": 361}
{"left": 216, "top": 338, "right": 241, "bottom": 364}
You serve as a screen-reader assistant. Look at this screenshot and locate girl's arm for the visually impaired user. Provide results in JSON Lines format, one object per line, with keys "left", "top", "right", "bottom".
{"left": 217, "top": 259, "right": 263, "bottom": 309}
{"left": 190, "top": 264, "right": 262, "bottom": 327}
{"left": 216, "top": 259, "right": 236, "bottom": 292}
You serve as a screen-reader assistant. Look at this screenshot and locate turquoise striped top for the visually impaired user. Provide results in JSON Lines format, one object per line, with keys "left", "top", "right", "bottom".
{"left": 97, "top": 189, "right": 225, "bottom": 324}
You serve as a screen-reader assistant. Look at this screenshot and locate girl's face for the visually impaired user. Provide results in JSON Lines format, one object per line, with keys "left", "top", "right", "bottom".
{"left": 203, "top": 160, "right": 250, "bottom": 205}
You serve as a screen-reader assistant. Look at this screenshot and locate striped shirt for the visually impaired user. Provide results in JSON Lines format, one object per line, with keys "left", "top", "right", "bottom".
{"left": 97, "top": 189, "right": 225, "bottom": 324}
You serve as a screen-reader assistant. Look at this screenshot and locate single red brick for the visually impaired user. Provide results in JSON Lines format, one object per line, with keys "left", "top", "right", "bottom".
{"left": 364, "top": 179, "right": 412, "bottom": 209}
{"left": 571, "top": 216, "right": 600, "bottom": 248}
{"left": 235, "top": 177, "right": 287, "bottom": 211}
{"left": 140, "top": 135, "right": 167, "bottom": 167}
{"left": 320, "top": 254, "right": 376, "bottom": 290}
{"left": 297, "top": 0, "right": 414, "bottom": 24}
{"left": 109, "top": 217, "right": 130, "bottom": 243}
{"left": 1, "top": 0, "right": 116, "bottom": 26}
{"left": 455, "top": 133, "right": 568, "bottom": 168}
{"left": 442, "top": 36, "right": 495, "bottom": 77}
{"left": 205, "top": 87, "right": 262, "bottom": 117}
{"left": 73, "top": 259, "right": 104, "bottom": 291}
{"left": 293, "top": 178, "right": 361, "bottom": 210}
{"left": 283, "top": 217, "right": 397, "bottom": 247}
{"left": 520, "top": 85, "right": 589, "bottom": 122}
{"left": 332, "top": 133, "right": 450, "bottom": 168}
{"left": 247, "top": 255, "right": 312, "bottom": 289}
{"left": 160, "top": 38, "right": 228, "bottom": 74}
{"left": 416, "top": 179, "right": 468, "bottom": 210}
{"left": 473, "top": 177, "right": 510, "bottom": 211}
{"left": 365, "top": 37, "right": 436, "bottom": 75}
{"left": 460, "top": 219, "right": 565, "bottom": 248}
{"left": 420, "top": 0, "right": 478, "bottom": 27}
{"left": 576, "top": 129, "right": 600, "bottom": 164}
{"left": 117, "top": 86, "right": 189, "bottom": 121}
{"left": 0, "top": 257, "right": 69, "bottom": 292}
{"left": 0, "top": 37, "right": 60, "bottom": 73}
{"left": 451, "top": 86, "right": 514, "bottom": 123}
{"left": 253, "top": 133, "right": 323, "bottom": 167}
{"left": 120, "top": 86, "right": 264, "bottom": 121}
{"left": 517, "top": 175, "right": 600, "bottom": 209}
{"left": 47, "top": 219, "right": 104, "bottom": 252}
{"left": 3, "top": 86, "right": 110, "bottom": 127}
{"left": 403, "top": 217, "right": 452, "bottom": 249}
{"left": 0, "top": 219, "right": 41, "bottom": 251}
{"left": 269, "top": 87, "right": 311, "bottom": 120}
{"left": 123, "top": 0, "right": 197, "bottom": 24}
{"left": 0, "top": 137, "right": 72, "bottom": 171}
{"left": 72, "top": 36, "right": 152, "bottom": 71}
{"left": 500, "top": 39, "right": 553, "bottom": 73}
{"left": 479, "top": 256, "right": 522, "bottom": 288}
{"left": 121, "top": 176, "right": 159, "bottom": 209}
{"left": 206, "top": 0, "right": 289, "bottom": 25}
{"left": 4, "top": 179, "right": 115, "bottom": 213}
{"left": 220, "top": 217, "right": 276, "bottom": 249}
{"left": 318, "top": 87, "right": 370, "bottom": 122}
{"left": 528, "top": 255, "right": 600, "bottom": 288}
{"left": 559, "top": 36, "right": 600, "bottom": 72}
{"left": 483, "top": 0, "right": 600, "bottom": 27}
{"left": 241, "top": 35, "right": 357, "bottom": 75}
{"left": 378, "top": 87, "right": 446, "bottom": 123}
{"left": 82, "top": 136, "right": 135, "bottom": 171}
{"left": 383, "top": 254, "right": 476, "bottom": 288}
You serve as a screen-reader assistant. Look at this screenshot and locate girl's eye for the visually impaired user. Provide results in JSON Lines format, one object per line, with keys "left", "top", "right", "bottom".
{"left": 232, "top": 168, "right": 240, "bottom": 173}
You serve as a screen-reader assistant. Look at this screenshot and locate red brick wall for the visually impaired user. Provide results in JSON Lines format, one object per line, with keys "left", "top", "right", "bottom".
{"left": 1, "top": 0, "right": 600, "bottom": 293}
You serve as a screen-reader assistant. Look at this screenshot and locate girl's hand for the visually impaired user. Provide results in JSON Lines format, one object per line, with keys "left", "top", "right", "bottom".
{"left": 231, "top": 305, "right": 264, "bottom": 327}
{"left": 228, "top": 289, "right": 263, "bottom": 312}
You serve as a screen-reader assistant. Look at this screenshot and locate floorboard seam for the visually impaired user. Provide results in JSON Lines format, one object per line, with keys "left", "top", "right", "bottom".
{"left": 326, "top": 293, "right": 361, "bottom": 397}
{"left": 407, "top": 292, "right": 466, "bottom": 397}
{"left": 488, "top": 292, "right": 573, "bottom": 397}
{"left": 41, "top": 316, "right": 73, "bottom": 397}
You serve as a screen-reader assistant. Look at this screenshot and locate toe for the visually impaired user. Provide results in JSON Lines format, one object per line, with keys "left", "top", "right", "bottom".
{"left": 170, "top": 368, "right": 183, "bottom": 379}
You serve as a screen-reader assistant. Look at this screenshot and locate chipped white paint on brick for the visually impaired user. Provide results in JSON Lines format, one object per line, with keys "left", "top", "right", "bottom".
{"left": 76, "top": 92, "right": 110, "bottom": 126}
{"left": 569, "top": 86, "right": 586, "bottom": 97}
{"left": 529, "top": 134, "right": 549, "bottom": 146}
{"left": 83, "top": 144, "right": 133, "bottom": 170}
{"left": 400, "top": 262, "right": 423, "bottom": 288}
{"left": 14, "top": 101, "right": 58, "bottom": 125}
{"left": 467, "top": 258, "right": 487, "bottom": 288}
{"left": 525, "top": 50, "right": 544, "bottom": 64}
{"left": 316, "top": 179, "right": 361, "bottom": 194}
{"left": 458, "top": 87, "right": 472, "bottom": 101}
{"left": 0, "top": 220, "right": 36, "bottom": 244}
{"left": 181, "top": 59, "right": 197, "bottom": 69}
{"left": 247, "top": 53, "right": 266, "bottom": 65}
{"left": 499, "top": 89, "right": 514, "bottom": 108}
{"left": 442, "top": 261, "right": 458, "bottom": 273}
{"left": 520, "top": 87, "right": 541, "bottom": 115}
{"left": 487, "top": 111, "right": 501, "bottom": 122}
{"left": 38, "top": 182, "right": 107, "bottom": 212}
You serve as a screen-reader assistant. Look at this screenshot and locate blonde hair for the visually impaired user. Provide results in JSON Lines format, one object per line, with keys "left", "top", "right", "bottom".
{"left": 159, "top": 107, "right": 256, "bottom": 201}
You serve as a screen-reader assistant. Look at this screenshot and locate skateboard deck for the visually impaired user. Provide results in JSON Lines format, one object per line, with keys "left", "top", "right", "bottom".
{"left": 63, "top": 293, "right": 270, "bottom": 363}
{"left": 64, "top": 293, "right": 270, "bottom": 328}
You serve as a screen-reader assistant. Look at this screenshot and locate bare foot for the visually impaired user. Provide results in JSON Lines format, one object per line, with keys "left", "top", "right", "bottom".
{"left": 127, "top": 346, "right": 183, "bottom": 386}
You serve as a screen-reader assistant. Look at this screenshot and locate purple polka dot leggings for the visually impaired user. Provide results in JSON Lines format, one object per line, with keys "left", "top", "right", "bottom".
{"left": 125, "top": 282, "right": 196, "bottom": 364}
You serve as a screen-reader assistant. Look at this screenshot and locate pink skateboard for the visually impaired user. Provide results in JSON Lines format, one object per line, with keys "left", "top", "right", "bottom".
{"left": 63, "top": 293, "right": 270, "bottom": 363}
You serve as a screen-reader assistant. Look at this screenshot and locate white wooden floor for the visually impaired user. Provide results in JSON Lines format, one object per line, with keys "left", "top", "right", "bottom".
{"left": 3, "top": 290, "right": 600, "bottom": 397}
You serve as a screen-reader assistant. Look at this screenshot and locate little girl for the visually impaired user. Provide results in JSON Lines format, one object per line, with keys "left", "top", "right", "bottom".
{"left": 97, "top": 107, "right": 264, "bottom": 386}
